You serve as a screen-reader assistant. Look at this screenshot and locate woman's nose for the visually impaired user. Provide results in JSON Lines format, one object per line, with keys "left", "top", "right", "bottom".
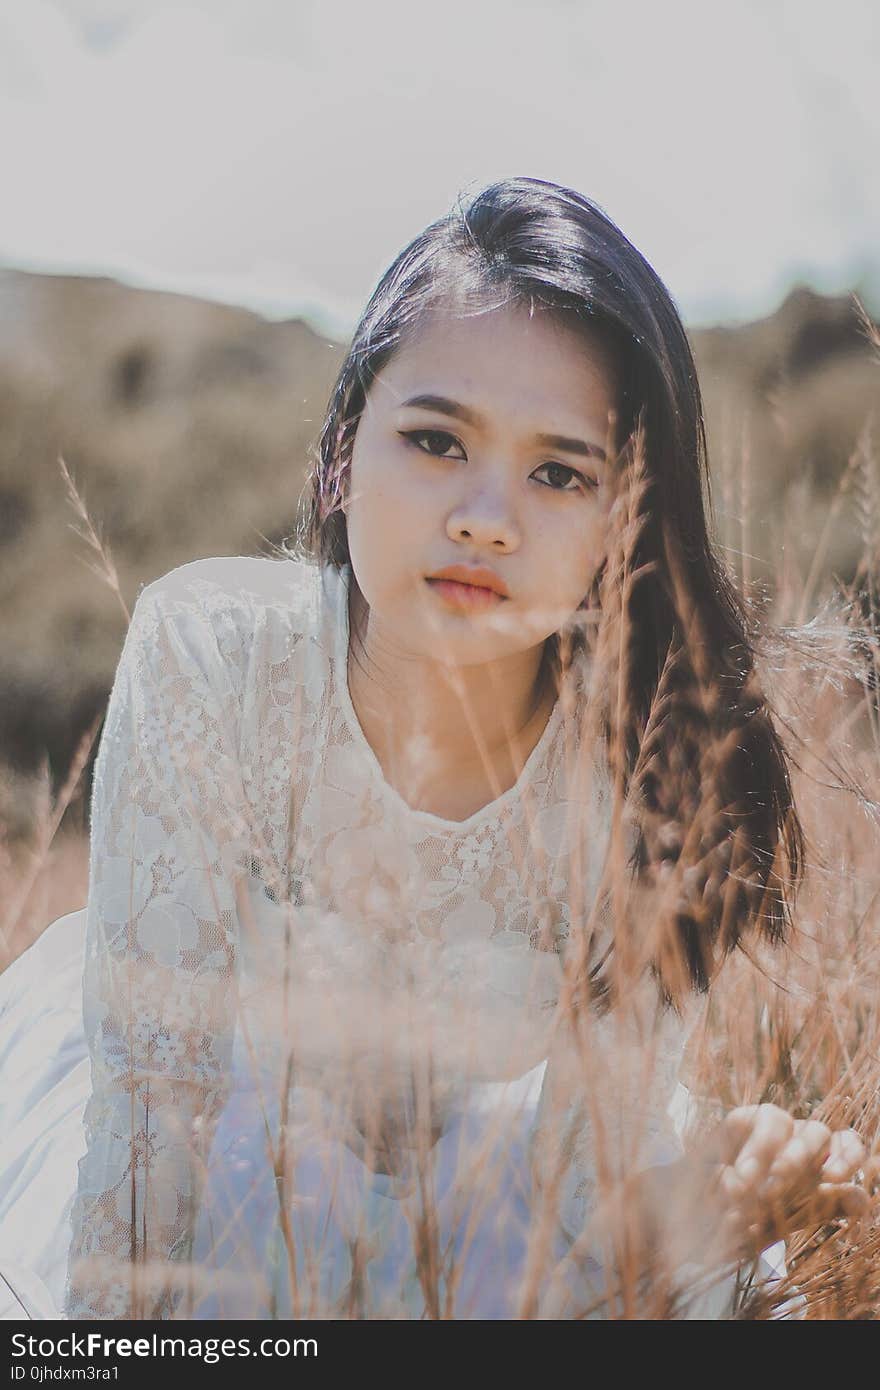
{"left": 446, "top": 488, "right": 520, "bottom": 550}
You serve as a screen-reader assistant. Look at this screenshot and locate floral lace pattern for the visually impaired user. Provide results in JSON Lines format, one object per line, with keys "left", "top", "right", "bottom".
{"left": 65, "top": 554, "right": 692, "bottom": 1319}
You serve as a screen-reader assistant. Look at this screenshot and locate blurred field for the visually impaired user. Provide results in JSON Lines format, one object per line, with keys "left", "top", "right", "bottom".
{"left": 0, "top": 269, "right": 877, "bottom": 815}
{"left": 1, "top": 270, "right": 879, "bottom": 1317}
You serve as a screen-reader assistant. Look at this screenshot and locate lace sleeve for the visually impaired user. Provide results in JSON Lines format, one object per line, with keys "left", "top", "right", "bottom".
{"left": 64, "top": 581, "right": 250, "bottom": 1320}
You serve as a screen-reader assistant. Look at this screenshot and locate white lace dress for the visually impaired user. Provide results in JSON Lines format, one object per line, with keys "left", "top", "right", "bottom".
{"left": 0, "top": 555, "right": 742, "bottom": 1320}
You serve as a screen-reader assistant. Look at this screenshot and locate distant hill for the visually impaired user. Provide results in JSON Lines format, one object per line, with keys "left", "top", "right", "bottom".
{"left": 0, "top": 268, "right": 345, "bottom": 831}
{"left": 0, "top": 268, "right": 877, "bottom": 837}
{"left": 694, "top": 285, "right": 879, "bottom": 595}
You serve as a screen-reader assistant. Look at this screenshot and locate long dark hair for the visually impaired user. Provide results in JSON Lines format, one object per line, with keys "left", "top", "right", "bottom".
{"left": 293, "top": 176, "right": 805, "bottom": 996}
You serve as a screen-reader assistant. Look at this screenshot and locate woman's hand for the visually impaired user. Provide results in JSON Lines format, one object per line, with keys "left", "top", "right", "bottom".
{"left": 708, "top": 1103, "right": 868, "bottom": 1259}
{"left": 543, "top": 1106, "right": 867, "bottom": 1316}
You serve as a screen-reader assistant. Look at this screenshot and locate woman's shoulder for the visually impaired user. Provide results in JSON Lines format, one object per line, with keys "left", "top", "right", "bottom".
{"left": 137, "top": 552, "right": 325, "bottom": 636}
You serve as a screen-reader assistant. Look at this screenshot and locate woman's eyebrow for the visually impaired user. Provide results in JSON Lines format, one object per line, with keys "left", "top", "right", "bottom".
{"left": 400, "top": 393, "right": 607, "bottom": 462}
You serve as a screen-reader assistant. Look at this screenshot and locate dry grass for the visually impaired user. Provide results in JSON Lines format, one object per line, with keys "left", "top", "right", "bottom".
{"left": 3, "top": 375, "right": 880, "bottom": 1319}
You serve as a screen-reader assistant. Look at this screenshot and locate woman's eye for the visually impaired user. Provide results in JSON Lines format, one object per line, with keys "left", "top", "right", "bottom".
{"left": 533, "top": 462, "right": 597, "bottom": 493}
{"left": 400, "top": 429, "right": 464, "bottom": 459}
{"left": 399, "top": 431, "right": 597, "bottom": 493}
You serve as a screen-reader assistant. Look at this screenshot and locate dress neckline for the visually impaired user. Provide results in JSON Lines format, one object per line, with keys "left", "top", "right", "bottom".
{"left": 324, "top": 561, "right": 567, "bottom": 833}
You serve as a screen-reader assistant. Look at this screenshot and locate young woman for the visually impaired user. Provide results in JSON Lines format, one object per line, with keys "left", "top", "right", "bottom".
{"left": 0, "top": 177, "right": 865, "bottom": 1321}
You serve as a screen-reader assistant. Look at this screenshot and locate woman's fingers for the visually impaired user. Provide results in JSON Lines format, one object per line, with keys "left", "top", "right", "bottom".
{"left": 712, "top": 1105, "right": 762, "bottom": 1165}
{"left": 713, "top": 1108, "right": 863, "bottom": 1186}
{"left": 727, "top": 1104, "right": 795, "bottom": 1188}
{"left": 765, "top": 1120, "right": 832, "bottom": 1194}
{"left": 821, "top": 1128, "right": 866, "bottom": 1184}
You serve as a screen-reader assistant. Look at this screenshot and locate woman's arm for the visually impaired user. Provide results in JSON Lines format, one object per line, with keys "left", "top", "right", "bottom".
{"left": 65, "top": 581, "right": 251, "bottom": 1320}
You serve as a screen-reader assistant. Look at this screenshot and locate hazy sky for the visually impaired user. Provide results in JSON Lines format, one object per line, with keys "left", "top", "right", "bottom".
{"left": 2, "top": 0, "right": 878, "bottom": 336}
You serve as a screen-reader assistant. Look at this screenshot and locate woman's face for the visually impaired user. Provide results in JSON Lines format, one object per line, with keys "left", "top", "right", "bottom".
{"left": 343, "top": 299, "right": 618, "bottom": 668}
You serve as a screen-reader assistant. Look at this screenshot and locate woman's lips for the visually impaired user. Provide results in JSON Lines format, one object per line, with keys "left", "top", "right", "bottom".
{"left": 424, "top": 578, "right": 506, "bottom": 610}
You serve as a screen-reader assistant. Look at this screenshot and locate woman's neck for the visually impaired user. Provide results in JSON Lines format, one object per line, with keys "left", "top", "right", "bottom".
{"left": 345, "top": 577, "right": 559, "bottom": 815}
